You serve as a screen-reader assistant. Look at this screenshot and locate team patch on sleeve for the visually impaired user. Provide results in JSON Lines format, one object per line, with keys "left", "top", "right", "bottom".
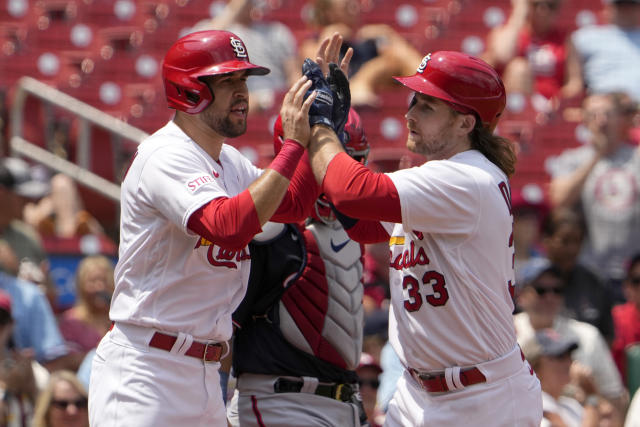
{"left": 186, "top": 174, "right": 215, "bottom": 192}
{"left": 389, "top": 236, "right": 405, "bottom": 246}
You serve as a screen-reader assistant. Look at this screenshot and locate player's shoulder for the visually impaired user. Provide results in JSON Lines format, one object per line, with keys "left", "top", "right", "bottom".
{"left": 449, "top": 150, "right": 507, "bottom": 186}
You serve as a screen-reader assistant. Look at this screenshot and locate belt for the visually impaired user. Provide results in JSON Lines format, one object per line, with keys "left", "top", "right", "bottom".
{"left": 409, "top": 366, "right": 487, "bottom": 393}
{"left": 148, "top": 332, "right": 222, "bottom": 363}
{"left": 273, "top": 378, "right": 357, "bottom": 402}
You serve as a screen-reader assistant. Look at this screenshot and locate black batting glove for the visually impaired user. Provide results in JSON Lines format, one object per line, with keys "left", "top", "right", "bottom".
{"left": 302, "top": 59, "right": 334, "bottom": 128}
{"left": 328, "top": 63, "right": 351, "bottom": 141}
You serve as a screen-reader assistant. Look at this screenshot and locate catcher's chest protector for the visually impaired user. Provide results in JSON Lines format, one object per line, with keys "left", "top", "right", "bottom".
{"left": 278, "top": 222, "right": 364, "bottom": 370}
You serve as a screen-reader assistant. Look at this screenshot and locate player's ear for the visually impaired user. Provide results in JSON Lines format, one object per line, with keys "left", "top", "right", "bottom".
{"left": 456, "top": 113, "right": 476, "bottom": 136}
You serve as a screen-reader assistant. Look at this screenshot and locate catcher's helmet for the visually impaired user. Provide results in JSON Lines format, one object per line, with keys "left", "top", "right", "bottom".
{"left": 393, "top": 51, "right": 506, "bottom": 131}
{"left": 273, "top": 108, "right": 369, "bottom": 164}
{"left": 162, "top": 30, "right": 270, "bottom": 114}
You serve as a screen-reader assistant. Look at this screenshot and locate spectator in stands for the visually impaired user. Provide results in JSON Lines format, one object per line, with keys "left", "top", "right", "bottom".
{"left": 521, "top": 328, "right": 623, "bottom": 427}
{"left": 362, "top": 241, "right": 390, "bottom": 315}
{"left": 483, "top": 0, "right": 583, "bottom": 107}
{"left": 0, "top": 157, "right": 49, "bottom": 276}
{"left": 514, "top": 257, "right": 628, "bottom": 413}
{"left": 0, "top": 270, "right": 73, "bottom": 372}
{"left": 571, "top": 0, "right": 640, "bottom": 103}
{"left": 23, "top": 173, "right": 104, "bottom": 239}
{"left": 32, "top": 370, "right": 89, "bottom": 427}
{"left": 356, "top": 353, "right": 384, "bottom": 427}
{"left": 0, "top": 289, "right": 38, "bottom": 427}
{"left": 362, "top": 308, "right": 388, "bottom": 365}
{"left": 300, "top": 0, "right": 422, "bottom": 106}
{"left": 547, "top": 92, "right": 640, "bottom": 301}
{"left": 376, "top": 340, "right": 403, "bottom": 414}
{"left": 192, "top": 0, "right": 299, "bottom": 113}
{"left": 612, "top": 253, "right": 640, "bottom": 386}
{"left": 512, "top": 186, "right": 548, "bottom": 292}
{"left": 541, "top": 208, "right": 614, "bottom": 341}
{"left": 58, "top": 255, "right": 114, "bottom": 357}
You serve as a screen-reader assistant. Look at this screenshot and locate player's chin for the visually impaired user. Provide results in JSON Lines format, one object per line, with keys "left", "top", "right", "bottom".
{"left": 406, "top": 136, "right": 420, "bottom": 153}
{"left": 220, "top": 122, "right": 247, "bottom": 138}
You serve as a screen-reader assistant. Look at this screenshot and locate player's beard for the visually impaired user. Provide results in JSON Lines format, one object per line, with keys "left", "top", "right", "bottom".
{"left": 202, "top": 105, "right": 247, "bottom": 138}
{"left": 406, "top": 120, "right": 455, "bottom": 158}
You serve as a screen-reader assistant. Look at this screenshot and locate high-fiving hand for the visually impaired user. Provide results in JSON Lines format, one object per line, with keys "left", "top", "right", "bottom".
{"left": 279, "top": 76, "right": 317, "bottom": 148}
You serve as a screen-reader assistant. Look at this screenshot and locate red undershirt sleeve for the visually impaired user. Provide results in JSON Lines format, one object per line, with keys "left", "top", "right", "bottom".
{"left": 271, "top": 152, "right": 320, "bottom": 223}
{"left": 344, "top": 219, "right": 390, "bottom": 243}
{"left": 323, "top": 152, "right": 402, "bottom": 223}
{"left": 187, "top": 189, "right": 261, "bottom": 251}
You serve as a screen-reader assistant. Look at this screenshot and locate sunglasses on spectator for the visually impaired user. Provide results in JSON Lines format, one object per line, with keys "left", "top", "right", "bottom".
{"left": 358, "top": 379, "right": 380, "bottom": 388}
{"left": 629, "top": 276, "right": 640, "bottom": 286}
{"left": 51, "top": 398, "right": 88, "bottom": 410}
{"left": 534, "top": 286, "right": 563, "bottom": 296}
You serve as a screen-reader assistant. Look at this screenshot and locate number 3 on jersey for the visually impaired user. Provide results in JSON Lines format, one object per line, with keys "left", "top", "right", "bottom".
{"left": 402, "top": 271, "right": 449, "bottom": 312}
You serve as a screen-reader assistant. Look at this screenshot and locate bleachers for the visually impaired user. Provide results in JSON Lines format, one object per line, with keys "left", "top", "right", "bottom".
{"left": 0, "top": 0, "right": 609, "bottom": 214}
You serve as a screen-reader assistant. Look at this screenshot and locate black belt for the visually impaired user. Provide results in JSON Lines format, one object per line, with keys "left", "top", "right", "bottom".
{"left": 273, "top": 378, "right": 357, "bottom": 402}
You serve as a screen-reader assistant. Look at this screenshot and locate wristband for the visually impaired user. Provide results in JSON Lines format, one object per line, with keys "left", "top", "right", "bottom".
{"left": 268, "top": 139, "right": 304, "bottom": 180}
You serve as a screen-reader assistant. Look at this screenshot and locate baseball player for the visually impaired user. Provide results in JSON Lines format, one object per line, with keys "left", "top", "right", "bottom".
{"left": 305, "top": 34, "right": 543, "bottom": 426}
{"left": 88, "top": 30, "right": 322, "bottom": 427}
{"left": 226, "top": 109, "right": 371, "bottom": 427}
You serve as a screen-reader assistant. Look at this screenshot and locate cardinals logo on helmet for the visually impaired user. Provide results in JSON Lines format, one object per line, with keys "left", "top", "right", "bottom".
{"left": 230, "top": 36, "right": 247, "bottom": 58}
{"left": 417, "top": 53, "right": 432, "bottom": 73}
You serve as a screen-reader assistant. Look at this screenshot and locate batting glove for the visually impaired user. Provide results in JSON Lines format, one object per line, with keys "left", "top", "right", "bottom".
{"left": 328, "top": 63, "right": 351, "bottom": 143}
{"left": 302, "top": 59, "right": 334, "bottom": 129}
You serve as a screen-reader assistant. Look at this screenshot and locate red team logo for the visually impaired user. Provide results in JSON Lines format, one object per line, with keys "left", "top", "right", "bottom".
{"left": 194, "top": 237, "right": 250, "bottom": 269}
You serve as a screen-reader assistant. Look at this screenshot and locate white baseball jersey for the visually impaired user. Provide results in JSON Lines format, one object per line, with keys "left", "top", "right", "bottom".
{"left": 110, "top": 120, "right": 262, "bottom": 341}
{"left": 384, "top": 149, "right": 517, "bottom": 371}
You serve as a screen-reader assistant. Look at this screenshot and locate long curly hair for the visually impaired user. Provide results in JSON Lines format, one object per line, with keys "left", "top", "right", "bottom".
{"left": 470, "top": 124, "right": 517, "bottom": 178}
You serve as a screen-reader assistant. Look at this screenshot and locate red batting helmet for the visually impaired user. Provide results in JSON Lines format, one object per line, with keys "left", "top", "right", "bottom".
{"left": 273, "top": 108, "right": 369, "bottom": 163}
{"left": 341, "top": 109, "right": 369, "bottom": 164}
{"left": 162, "top": 30, "right": 270, "bottom": 114}
{"left": 393, "top": 51, "right": 506, "bottom": 131}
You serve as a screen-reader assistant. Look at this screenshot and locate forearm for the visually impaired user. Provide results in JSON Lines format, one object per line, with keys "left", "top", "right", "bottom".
{"left": 247, "top": 170, "right": 293, "bottom": 224}
{"left": 486, "top": 7, "right": 527, "bottom": 65}
{"left": 253, "top": 139, "right": 307, "bottom": 224}
{"left": 309, "top": 124, "right": 345, "bottom": 185}
{"left": 561, "top": 41, "right": 584, "bottom": 99}
{"left": 549, "top": 155, "right": 599, "bottom": 208}
{"left": 272, "top": 153, "right": 320, "bottom": 223}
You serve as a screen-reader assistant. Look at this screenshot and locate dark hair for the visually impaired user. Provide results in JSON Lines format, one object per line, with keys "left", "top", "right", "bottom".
{"left": 470, "top": 124, "right": 517, "bottom": 178}
{"left": 627, "top": 253, "right": 640, "bottom": 278}
{"left": 0, "top": 309, "right": 11, "bottom": 326}
{"left": 541, "top": 208, "right": 586, "bottom": 238}
{"left": 526, "top": 265, "right": 564, "bottom": 289}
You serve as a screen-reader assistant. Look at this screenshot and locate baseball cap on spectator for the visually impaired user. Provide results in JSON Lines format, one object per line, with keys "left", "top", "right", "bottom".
{"left": 512, "top": 184, "right": 549, "bottom": 221}
{"left": 357, "top": 353, "right": 382, "bottom": 374}
{"left": 0, "top": 157, "right": 50, "bottom": 199}
{"left": 521, "top": 328, "right": 579, "bottom": 365}
{"left": 516, "top": 257, "right": 560, "bottom": 288}
{"left": 363, "top": 308, "right": 389, "bottom": 339}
